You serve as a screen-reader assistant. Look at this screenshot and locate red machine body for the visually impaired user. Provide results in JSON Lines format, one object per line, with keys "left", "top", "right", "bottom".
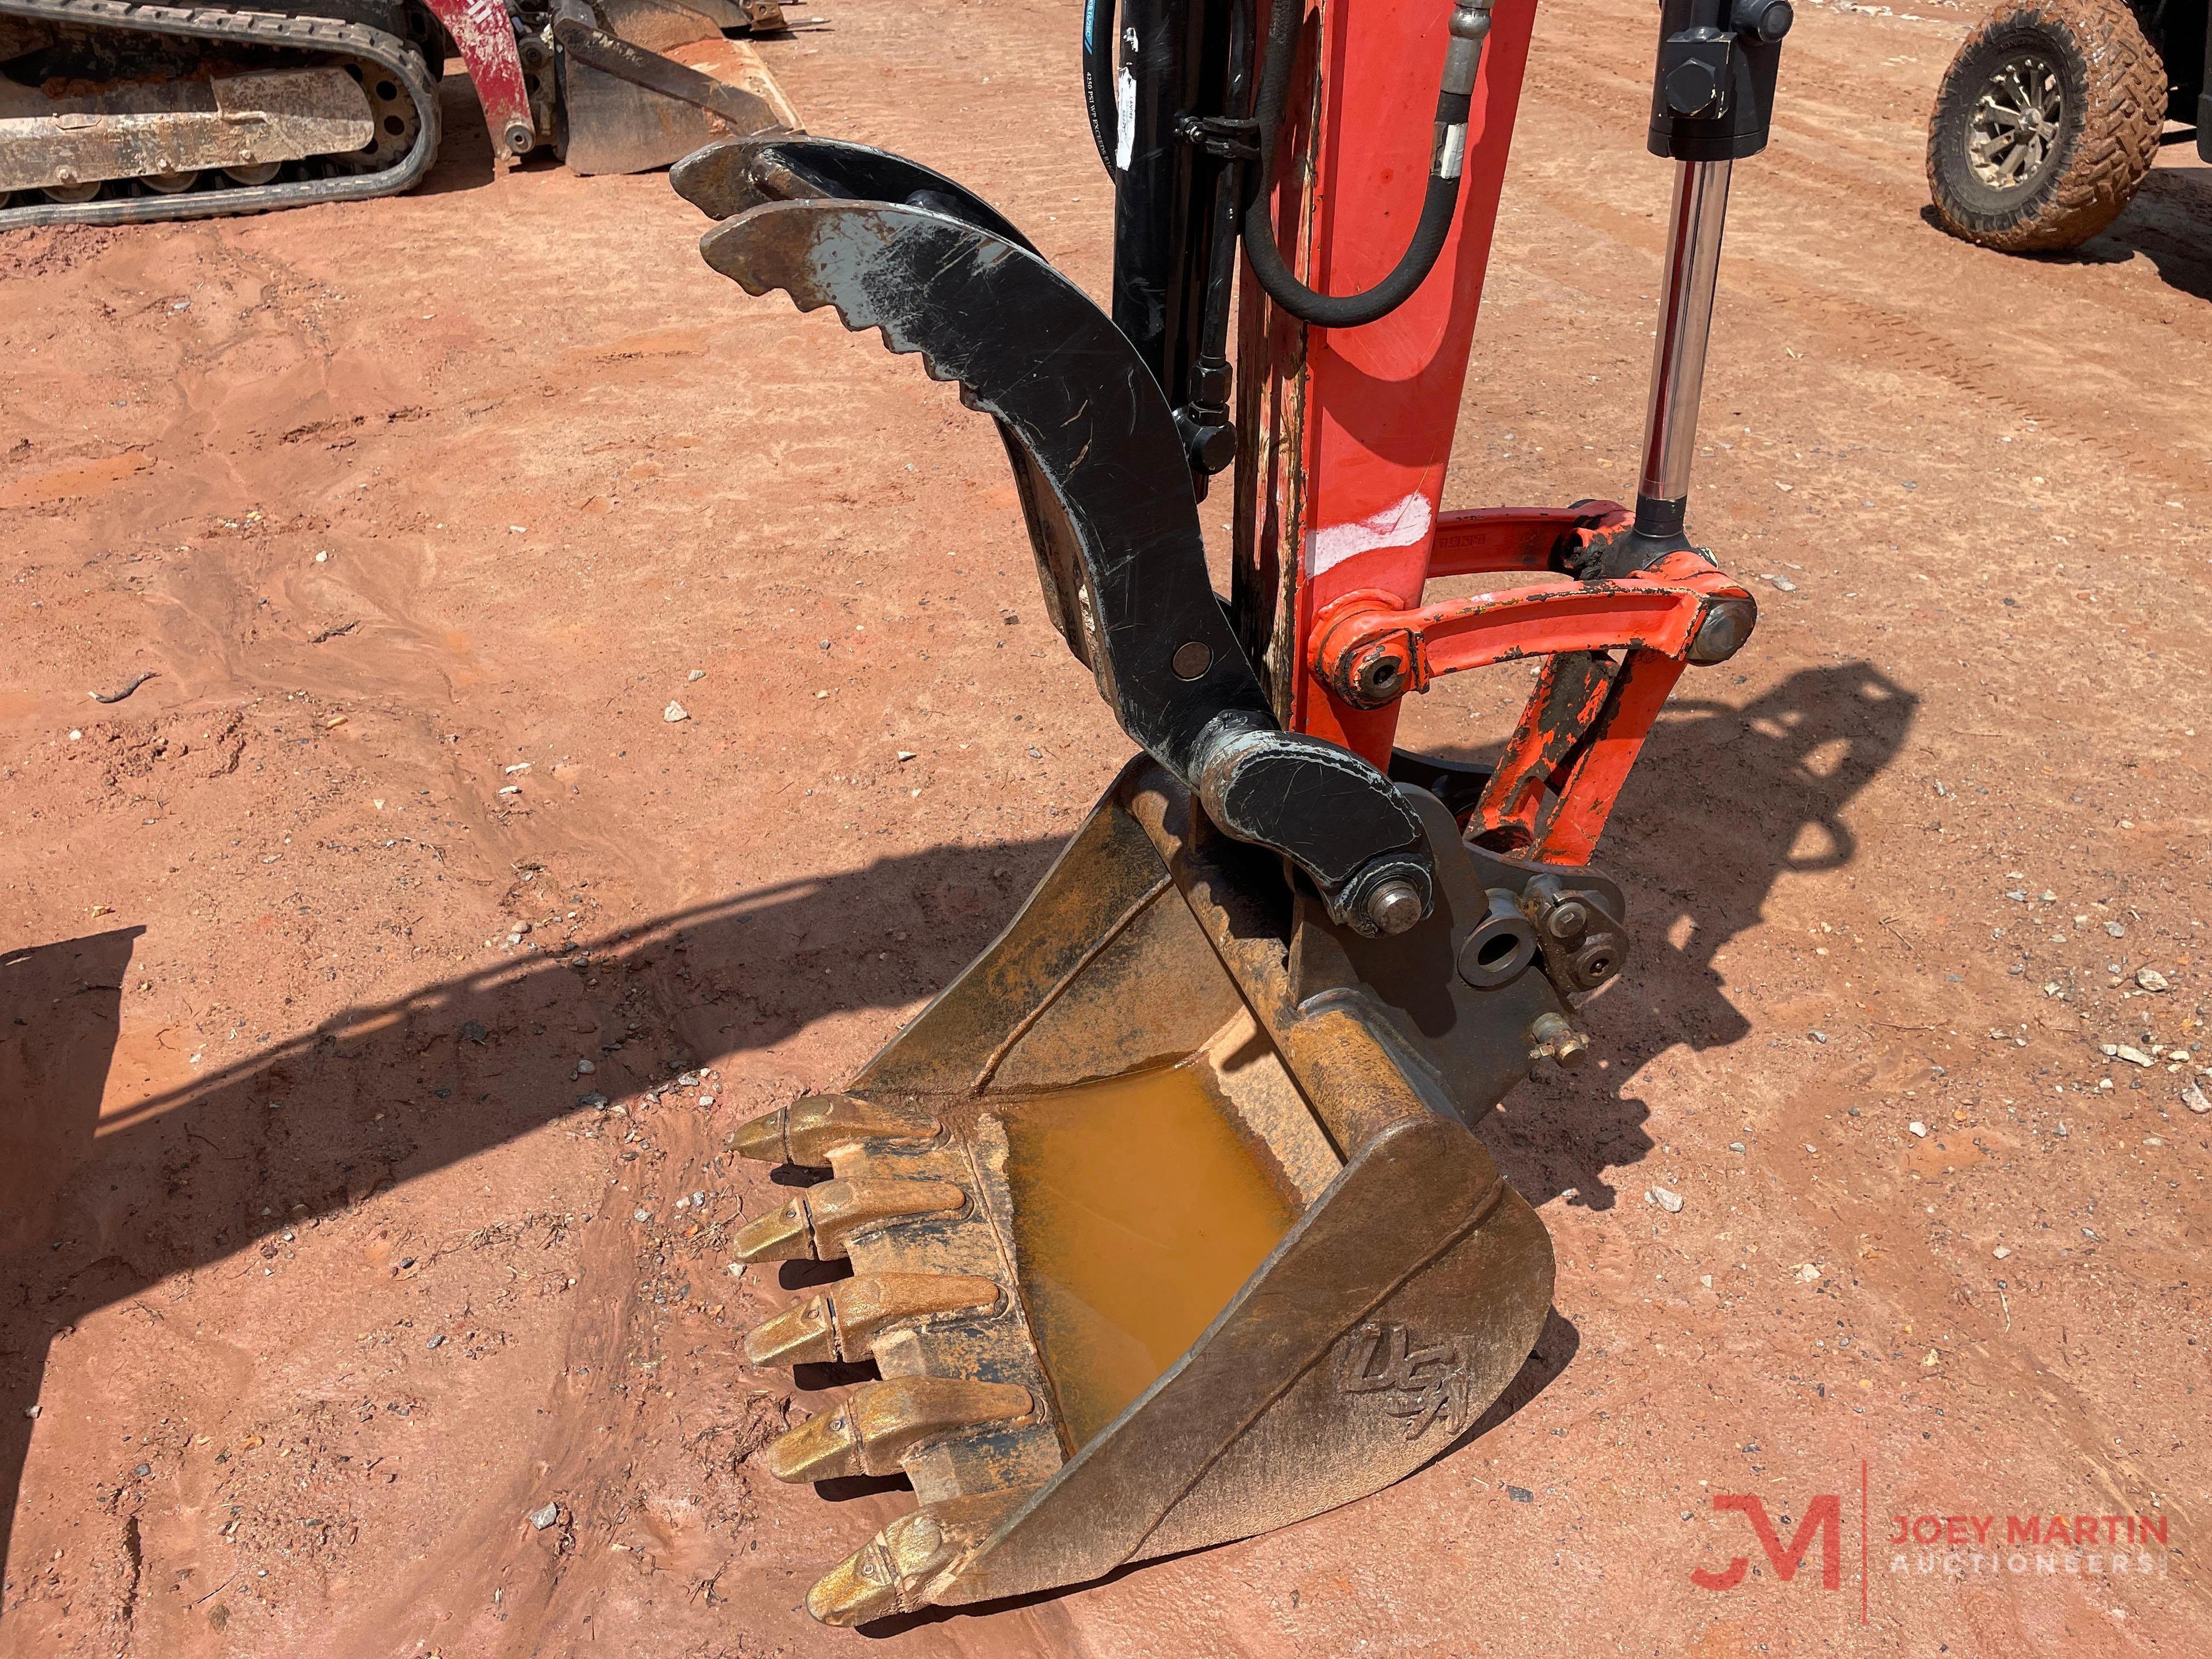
{"left": 419, "top": 0, "right": 536, "bottom": 152}
{"left": 1238, "top": 0, "right": 1754, "bottom": 868}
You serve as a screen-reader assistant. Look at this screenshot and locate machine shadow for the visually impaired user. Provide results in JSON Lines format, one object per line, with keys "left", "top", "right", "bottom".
{"left": 0, "top": 929, "right": 140, "bottom": 1584}
{"left": 0, "top": 838, "right": 1060, "bottom": 1574}
{"left": 414, "top": 66, "right": 499, "bottom": 198}
{"left": 1460, "top": 660, "right": 1920, "bottom": 1211}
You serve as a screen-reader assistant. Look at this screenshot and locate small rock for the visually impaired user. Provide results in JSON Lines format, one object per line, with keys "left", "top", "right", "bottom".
{"left": 1993, "top": 1245, "right": 2012, "bottom": 1259}
{"left": 687, "top": 668, "right": 705, "bottom": 681}
{"left": 497, "top": 785, "right": 521, "bottom": 796}
{"left": 1908, "top": 1121, "right": 1927, "bottom": 1138}
{"left": 505, "top": 762, "right": 531, "bottom": 774}
{"left": 1506, "top": 1486, "right": 1534, "bottom": 1503}
{"left": 2181, "top": 1081, "right": 2211, "bottom": 1115}
{"left": 460, "top": 1020, "right": 488, "bottom": 1044}
{"left": 574, "top": 1058, "right": 594, "bottom": 1075}
{"left": 677, "top": 1071, "right": 701, "bottom": 1086}
{"left": 1796, "top": 1263, "right": 1821, "bottom": 1283}
{"left": 1650, "top": 1185, "right": 1685, "bottom": 1214}
{"left": 896, "top": 750, "right": 917, "bottom": 762}
{"left": 662, "top": 701, "right": 689, "bottom": 723}
{"left": 2104, "top": 920, "right": 2126, "bottom": 938}
{"left": 1728, "top": 1141, "right": 1746, "bottom": 1153}
{"left": 577, "top": 1092, "right": 607, "bottom": 1108}
{"left": 22, "top": 1404, "right": 37, "bottom": 1419}
{"left": 2136, "top": 968, "right": 2170, "bottom": 993}
{"left": 2115, "top": 1046, "right": 2154, "bottom": 1068}
{"left": 426, "top": 1334, "right": 445, "bottom": 1350}
{"left": 1809, "top": 1030, "right": 1828, "bottom": 1044}
{"left": 1699, "top": 1275, "right": 1713, "bottom": 1289}
{"left": 528, "top": 1502, "right": 560, "bottom": 1531}
{"left": 133, "top": 1463, "right": 151, "bottom": 1478}
{"left": 632, "top": 1207, "right": 651, "bottom": 1223}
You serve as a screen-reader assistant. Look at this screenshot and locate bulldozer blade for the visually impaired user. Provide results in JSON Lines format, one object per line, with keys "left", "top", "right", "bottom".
{"left": 554, "top": 0, "right": 797, "bottom": 177}
{"left": 728, "top": 757, "right": 1570, "bottom": 1622}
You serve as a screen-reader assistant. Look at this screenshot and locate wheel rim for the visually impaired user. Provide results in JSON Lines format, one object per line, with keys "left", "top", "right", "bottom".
{"left": 224, "top": 162, "right": 282, "bottom": 187}
{"left": 141, "top": 171, "right": 198, "bottom": 194}
{"left": 41, "top": 180, "right": 101, "bottom": 203}
{"left": 1968, "top": 50, "right": 2065, "bottom": 191}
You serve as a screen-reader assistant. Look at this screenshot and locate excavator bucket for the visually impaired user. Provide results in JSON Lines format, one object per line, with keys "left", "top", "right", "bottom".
{"left": 554, "top": 0, "right": 797, "bottom": 177}
{"left": 728, "top": 759, "right": 1563, "bottom": 1623}
{"left": 667, "top": 0, "right": 1782, "bottom": 1618}
{"left": 666, "top": 134, "right": 1672, "bottom": 1622}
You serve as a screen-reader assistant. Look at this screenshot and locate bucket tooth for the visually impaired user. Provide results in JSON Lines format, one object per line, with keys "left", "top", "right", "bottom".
{"left": 729, "top": 1093, "right": 941, "bottom": 1168}
{"left": 744, "top": 1272, "right": 1003, "bottom": 1366}
{"left": 730, "top": 1177, "right": 966, "bottom": 1263}
{"left": 764, "top": 1376, "right": 1035, "bottom": 1483}
{"left": 805, "top": 1494, "right": 1025, "bottom": 1627}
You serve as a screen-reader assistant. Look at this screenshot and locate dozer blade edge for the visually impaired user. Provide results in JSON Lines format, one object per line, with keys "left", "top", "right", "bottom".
{"left": 726, "top": 759, "right": 1565, "bottom": 1623}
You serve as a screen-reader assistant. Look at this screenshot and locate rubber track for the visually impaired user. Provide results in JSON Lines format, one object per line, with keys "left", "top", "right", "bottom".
{"left": 1926, "top": 0, "right": 2165, "bottom": 252}
{"left": 0, "top": 0, "right": 440, "bottom": 230}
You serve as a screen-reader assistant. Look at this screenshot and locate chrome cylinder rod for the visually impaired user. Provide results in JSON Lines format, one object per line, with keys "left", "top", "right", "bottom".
{"left": 1634, "top": 156, "right": 1732, "bottom": 538}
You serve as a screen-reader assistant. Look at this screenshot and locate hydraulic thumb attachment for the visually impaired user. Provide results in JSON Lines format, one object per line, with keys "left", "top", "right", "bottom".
{"left": 666, "top": 0, "right": 1783, "bottom": 1626}
{"left": 671, "top": 137, "right": 1434, "bottom": 938}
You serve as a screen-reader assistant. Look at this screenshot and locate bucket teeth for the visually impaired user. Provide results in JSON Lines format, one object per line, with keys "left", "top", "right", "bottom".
{"left": 743, "top": 1272, "right": 1003, "bottom": 1366}
{"left": 764, "top": 1376, "right": 1035, "bottom": 1483}
{"left": 730, "top": 1093, "right": 941, "bottom": 1167}
{"left": 804, "top": 1493, "right": 1025, "bottom": 1627}
{"left": 730, "top": 1177, "right": 967, "bottom": 1263}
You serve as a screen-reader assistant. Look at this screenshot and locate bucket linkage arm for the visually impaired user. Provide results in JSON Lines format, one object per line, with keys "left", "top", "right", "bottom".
{"left": 673, "top": 137, "right": 1433, "bottom": 936}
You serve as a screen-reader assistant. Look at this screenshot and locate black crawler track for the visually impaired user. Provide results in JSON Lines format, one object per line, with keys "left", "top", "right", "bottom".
{"left": 0, "top": 0, "right": 439, "bottom": 229}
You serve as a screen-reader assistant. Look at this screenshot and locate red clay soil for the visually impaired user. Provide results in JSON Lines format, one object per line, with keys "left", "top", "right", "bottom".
{"left": 3, "top": 1, "right": 2210, "bottom": 1654}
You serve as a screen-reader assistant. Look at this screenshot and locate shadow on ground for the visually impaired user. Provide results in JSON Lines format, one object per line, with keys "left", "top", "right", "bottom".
{"left": 0, "top": 661, "right": 1916, "bottom": 1578}
{"left": 0, "top": 836, "right": 1062, "bottom": 1573}
{"left": 1449, "top": 661, "right": 1920, "bottom": 1212}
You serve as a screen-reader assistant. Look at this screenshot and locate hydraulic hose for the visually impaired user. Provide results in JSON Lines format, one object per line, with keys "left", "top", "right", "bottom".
{"left": 1082, "top": 0, "right": 1119, "bottom": 175}
{"left": 1240, "top": 0, "right": 1493, "bottom": 328}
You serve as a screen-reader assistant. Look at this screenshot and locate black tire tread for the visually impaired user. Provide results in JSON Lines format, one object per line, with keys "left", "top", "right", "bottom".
{"left": 1926, "top": 0, "right": 2165, "bottom": 252}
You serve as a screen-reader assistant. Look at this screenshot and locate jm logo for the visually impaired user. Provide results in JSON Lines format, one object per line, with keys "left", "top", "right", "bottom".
{"left": 1694, "top": 1494, "right": 1843, "bottom": 1591}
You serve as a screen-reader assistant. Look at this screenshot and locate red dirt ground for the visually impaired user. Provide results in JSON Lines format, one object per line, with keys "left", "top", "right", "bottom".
{"left": 3, "top": 0, "right": 2209, "bottom": 1654}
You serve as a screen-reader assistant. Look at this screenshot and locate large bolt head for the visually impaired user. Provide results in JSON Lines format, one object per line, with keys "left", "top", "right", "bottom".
{"left": 1365, "top": 878, "right": 1426, "bottom": 935}
{"left": 1689, "top": 600, "right": 1755, "bottom": 665}
{"left": 1664, "top": 59, "right": 1722, "bottom": 118}
{"left": 1352, "top": 652, "right": 1406, "bottom": 703}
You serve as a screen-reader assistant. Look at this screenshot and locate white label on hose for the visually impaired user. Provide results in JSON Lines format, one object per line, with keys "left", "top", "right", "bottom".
{"left": 1306, "top": 490, "right": 1435, "bottom": 578}
{"left": 1437, "top": 123, "right": 1467, "bottom": 181}
{"left": 1115, "top": 66, "right": 1137, "bottom": 171}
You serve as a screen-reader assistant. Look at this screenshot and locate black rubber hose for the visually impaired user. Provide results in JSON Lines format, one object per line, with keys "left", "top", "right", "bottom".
{"left": 1082, "top": 0, "right": 1119, "bottom": 176}
{"left": 1239, "top": 0, "right": 1476, "bottom": 328}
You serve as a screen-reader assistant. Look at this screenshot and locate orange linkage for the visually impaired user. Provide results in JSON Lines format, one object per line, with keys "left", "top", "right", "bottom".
{"left": 1306, "top": 505, "right": 1756, "bottom": 866}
